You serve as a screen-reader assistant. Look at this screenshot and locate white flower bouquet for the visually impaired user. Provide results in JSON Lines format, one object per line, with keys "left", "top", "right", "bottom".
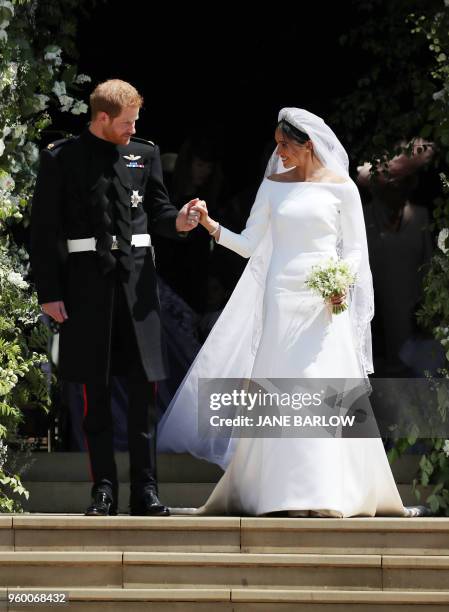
{"left": 305, "top": 258, "right": 356, "bottom": 315}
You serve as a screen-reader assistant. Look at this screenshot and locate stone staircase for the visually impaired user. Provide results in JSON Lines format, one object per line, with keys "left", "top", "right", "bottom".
{"left": 1, "top": 514, "right": 449, "bottom": 610}
{"left": 1, "top": 452, "right": 446, "bottom": 610}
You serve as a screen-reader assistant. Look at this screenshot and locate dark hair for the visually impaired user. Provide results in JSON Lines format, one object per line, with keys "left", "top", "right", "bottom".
{"left": 276, "top": 119, "right": 310, "bottom": 145}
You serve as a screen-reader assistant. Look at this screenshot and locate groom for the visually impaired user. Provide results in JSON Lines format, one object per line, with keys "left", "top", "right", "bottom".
{"left": 31, "top": 79, "right": 201, "bottom": 516}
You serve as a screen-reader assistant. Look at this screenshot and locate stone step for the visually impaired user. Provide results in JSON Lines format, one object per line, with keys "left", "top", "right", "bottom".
{"left": 122, "top": 551, "right": 382, "bottom": 590}
{"left": 1, "top": 551, "right": 449, "bottom": 591}
{"left": 20, "top": 482, "right": 215, "bottom": 513}
{"left": 19, "top": 480, "right": 431, "bottom": 513}
{"left": 231, "top": 588, "right": 449, "bottom": 611}
{"left": 240, "top": 516, "right": 449, "bottom": 556}
{"left": 3, "top": 516, "right": 449, "bottom": 556}
{"left": 0, "top": 551, "right": 122, "bottom": 588}
{"left": 10, "top": 515, "right": 241, "bottom": 553}
{"left": 17, "top": 452, "right": 223, "bottom": 483}
{"left": 5, "top": 588, "right": 449, "bottom": 612}
{"left": 18, "top": 451, "right": 419, "bottom": 483}
{"left": 122, "top": 551, "right": 449, "bottom": 591}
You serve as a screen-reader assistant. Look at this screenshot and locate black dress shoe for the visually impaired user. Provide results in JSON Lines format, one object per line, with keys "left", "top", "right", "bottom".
{"left": 85, "top": 491, "right": 115, "bottom": 516}
{"left": 129, "top": 489, "right": 170, "bottom": 516}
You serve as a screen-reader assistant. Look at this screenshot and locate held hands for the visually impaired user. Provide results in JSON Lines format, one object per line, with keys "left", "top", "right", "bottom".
{"left": 176, "top": 199, "right": 220, "bottom": 237}
{"left": 190, "top": 200, "right": 209, "bottom": 225}
{"left": 189, "top": 200, "right": 220, "bottom": 236}
{"left": 176, "top": 198, "right": 205, "bottom": 232}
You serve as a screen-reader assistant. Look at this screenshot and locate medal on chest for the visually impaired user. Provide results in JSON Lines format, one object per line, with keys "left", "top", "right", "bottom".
{"left": 131, "top": 190, "right": 143, "bottom": 208}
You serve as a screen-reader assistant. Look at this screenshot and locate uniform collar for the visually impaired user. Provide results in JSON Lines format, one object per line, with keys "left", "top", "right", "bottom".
{"left": 82, "top": 127, "right": 119, "bottom": 153}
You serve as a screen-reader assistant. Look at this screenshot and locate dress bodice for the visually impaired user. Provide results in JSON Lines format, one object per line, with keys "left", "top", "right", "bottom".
{"left": 267, "top": 180, "right": 342, "bottom": 256}
{"left": 217, "top": 178, "right": 364, "bottom": 290}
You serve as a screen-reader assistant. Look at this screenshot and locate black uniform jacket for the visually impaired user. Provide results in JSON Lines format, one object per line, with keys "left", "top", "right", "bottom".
{"left": 31, "top": 128, "right": 184, "bottom": 383}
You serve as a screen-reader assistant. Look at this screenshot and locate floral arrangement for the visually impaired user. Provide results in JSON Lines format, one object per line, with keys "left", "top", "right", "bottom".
{"left": 305, "top": 259, "right": 356, "bottom": 314}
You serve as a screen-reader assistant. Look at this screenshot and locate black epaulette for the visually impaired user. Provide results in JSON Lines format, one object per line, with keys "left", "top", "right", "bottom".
{"left": 131, "top": 136, "right": 155, "bottom": 147}
{"left": 45, "top": 137, "right": 74, "bottom": 152}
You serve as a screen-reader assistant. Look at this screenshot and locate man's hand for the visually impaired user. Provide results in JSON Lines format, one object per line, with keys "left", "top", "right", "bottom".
{"left": 41, "top": 300, "right": 68, "bottom": 323}
{"left": 176, "top": 198, "right": 203, "bottom": 232}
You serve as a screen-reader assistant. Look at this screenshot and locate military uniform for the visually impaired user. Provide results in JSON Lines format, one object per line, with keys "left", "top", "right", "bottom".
{"left": 31, "top": 128, "right": 185, "bottom": 513}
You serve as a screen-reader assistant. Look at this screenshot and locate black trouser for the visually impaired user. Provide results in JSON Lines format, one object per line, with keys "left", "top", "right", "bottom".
{"left": 82, "top": 275, "right": 158, "bottom": 506}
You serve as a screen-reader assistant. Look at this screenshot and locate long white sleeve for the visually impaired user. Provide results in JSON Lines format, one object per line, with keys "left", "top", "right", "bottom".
{"left": 217, "top": 180, "right": 270, "bottom": 258}
{"left": 340, "top": 181, "right": 365, "bottom": 274}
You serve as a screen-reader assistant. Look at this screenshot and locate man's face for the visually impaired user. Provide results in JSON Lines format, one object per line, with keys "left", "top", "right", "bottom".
{"left": 100, "top": 106, "right": 139, "bottom": 145}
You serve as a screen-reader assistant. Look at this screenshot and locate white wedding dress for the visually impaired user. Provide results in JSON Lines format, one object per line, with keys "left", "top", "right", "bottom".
{"left": 158, "top": 177, "right": 406, "bottom": 517}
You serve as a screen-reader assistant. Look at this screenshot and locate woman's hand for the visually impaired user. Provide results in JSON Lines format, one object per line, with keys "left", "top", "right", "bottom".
{"left": 190, "top": 200, "right": 220, "bottom": 236}
{"left": 190, "top": 200, "right": 209, "bottom": 225}
{"left": 328, "top": 291, "right": 346, "bottom": 306}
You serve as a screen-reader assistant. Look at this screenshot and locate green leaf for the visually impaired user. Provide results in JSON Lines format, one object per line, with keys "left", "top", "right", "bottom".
{"left": 428, "top": 494, "right": 440, "bottom": 513}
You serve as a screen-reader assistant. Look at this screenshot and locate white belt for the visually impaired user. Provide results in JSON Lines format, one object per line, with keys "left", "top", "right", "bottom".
{"left": 67, "top": 234, "right": 152, "bottom": 253}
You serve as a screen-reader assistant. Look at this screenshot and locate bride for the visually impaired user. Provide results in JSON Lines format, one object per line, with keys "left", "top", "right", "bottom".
{"left": 157, "top": 108, "right": 420, "bottom": 518}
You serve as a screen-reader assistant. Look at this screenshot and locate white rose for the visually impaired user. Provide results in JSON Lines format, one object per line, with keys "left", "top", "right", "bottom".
{"left": 71, "top": 100, "right": 88, "bottom": 115}
{"left": 0, "top": 2, "right": 14, "bottom": 29}
{"left": 438, "top": 228, "right": 449, "bottom": 253}
{"left": 52, "top": 81, "right": 66, "bottom": 97}
{"left": 443, "top": 440, "right": 449, "bottom": 458}
{"left": 59, "top": 95, "right": 74, "bottom": 112}
{"left": 433, "top": 89, "right": 445, "bottom": 101}
{"left": 13, "top": 124, "right": 27, "bottom": 142}
{"left": 0, "top": 0, "right": 14, "bottom": 14}
{"left": 8, "top": 157, "right": 20, "bottom": 174}
{"left": 7, "top": 271, "right": 28, "bottom": 289}
{"left": 0, "top": 172, "right": 14, "bottom": 191}
{"left": 0, "top": 139, "right": 4, "bottom": 157}
{"left": 74, "top": 74, "right": 91, "bottom": 84}
{"left": 33, "top": 94, "right": 50, "bottom": 112}
{"left": 44, "top": 47, "right": 62, "bottom": 67}
{"left": 24, "top": 142, "right": 38, "bottom": 164}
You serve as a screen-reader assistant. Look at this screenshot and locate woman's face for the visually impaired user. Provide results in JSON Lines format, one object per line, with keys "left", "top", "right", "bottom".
{"left": 274, "top": 128, "right": 311, "bottom": 169}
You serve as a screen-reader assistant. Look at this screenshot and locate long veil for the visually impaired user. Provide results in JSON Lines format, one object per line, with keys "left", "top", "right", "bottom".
{"left": 157, "top": 108, "right": 374, "bottom": 469}
{"left": 157, "top": 222, "right": 273, "bottom": 469}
